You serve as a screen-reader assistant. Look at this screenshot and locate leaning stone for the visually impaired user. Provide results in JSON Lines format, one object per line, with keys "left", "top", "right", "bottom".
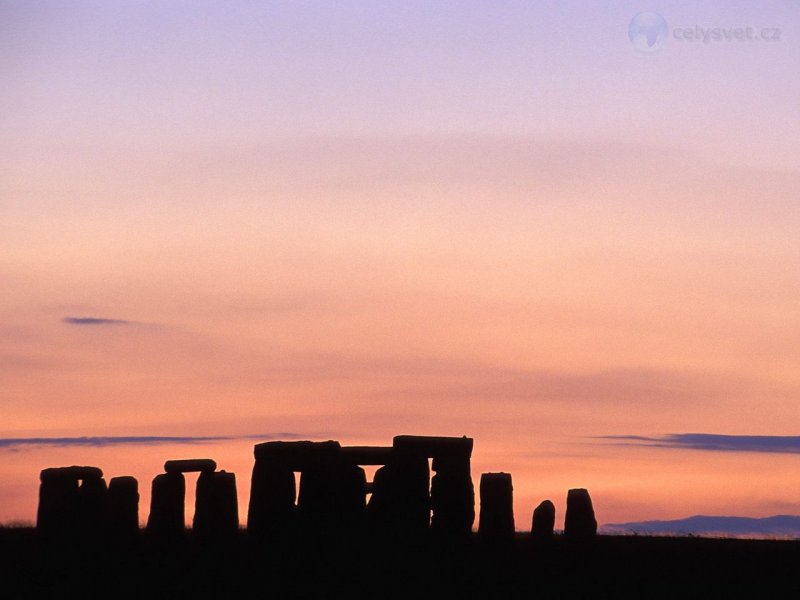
{"left": 478, "top": 472, "right": 514, "bottom": 541}
{"left": 164, "top": 458, "right": 217, "bottom": 473}
{"left": 564, "top": 488, "right": 597, "bottom": 540}
{"left": 531, "top": 500, "right": 555, "bottom": 541}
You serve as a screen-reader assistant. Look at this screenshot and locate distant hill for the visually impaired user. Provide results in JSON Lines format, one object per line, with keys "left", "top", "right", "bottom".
{"left": 601, "top": 515, "right": 800, "bottom": 538}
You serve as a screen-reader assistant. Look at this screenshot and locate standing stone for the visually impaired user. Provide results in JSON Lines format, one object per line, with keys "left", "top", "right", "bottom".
{"left": 296, "top": 449, "right": 339, "bottom": 534}
{"left": 297, "top": 465, "right": 333, "bottom": 534}
{"left": 107, "top": 476, "right": 139, "bottom": 537}
{"left": 531, "top": 500, "right": 555, "bottom": 541}
{"left": 478, "top": 472, "right": 514, "bottom": 541}
{"left": 147, "top": 472, "right": 185, "bottom": 536}
{"left": 194, "top": 470, "right": 238, "bottom": 538}
{"left": 392, "top": 435, "right": 475, "bottom": 538}
{"left": 248, "top": 440, "right": 345, "bottom": 540}
{"left": 213, "top": 471, "right": 239, "bottom": 535}
{"left": 366, "top": 455, "right": 430, "bottom": 538}
{"left": 37, "top": 466, "right": 104, "bottom": 537}
{"left": 299, "top": 462, "right": 368, "bottom": 536}
{"left": 194, "top": 470, "right": 216, "bottom": 535}
{"left": 247, "top": 460, "right": 296, "bottom": 539}
{"left": 430, "top": 454, "right": 474, "bottom": 537}
{"left": 365, "top": 464, "right": 395, "bottom": 532}
{"left": 564, "top": 488, "right": 597, "bottom": 540}
{"left": 77, "top": 475, "right": 108, "bottom": 535}
{"left": 37, "top": 471, "right": 80, "bottom": 536}
{"left": 299, "top": 453, "right": 369, "bottom": 539}
{"left": 333, "top": 463, "right": 367, "bottom": 531}
{"left": 393, "top": 453, "right": 431, "bottom": 535}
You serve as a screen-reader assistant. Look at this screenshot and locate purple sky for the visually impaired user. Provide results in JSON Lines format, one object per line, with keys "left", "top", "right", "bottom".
{"left": 1, "top": 1, "right": 798, "bottom": 528}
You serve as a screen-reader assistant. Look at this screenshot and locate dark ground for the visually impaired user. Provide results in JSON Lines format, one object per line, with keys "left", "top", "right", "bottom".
{"left": 2, "top": 528, "right": 799, "bottom": 598}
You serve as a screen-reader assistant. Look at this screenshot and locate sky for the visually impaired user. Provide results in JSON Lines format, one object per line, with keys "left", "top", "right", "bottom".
{"left": 1, "top": 1, "right": 799, "bottom": 530}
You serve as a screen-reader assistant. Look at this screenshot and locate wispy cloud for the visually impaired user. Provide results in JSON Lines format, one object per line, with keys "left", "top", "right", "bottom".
{"left": 235, "top": 351, "right": 746, "bottom": 406}
{"left": 63, "top": 317, "right": 132, "bottom": 326}
{"left": 358, "top": 360, "right": 750, "bottom": 407}
{"left": 0, "top": 433, "right": 310, "bottom": 450}
{"left": 601, "top": 433, "right": 800, "bottom": 454}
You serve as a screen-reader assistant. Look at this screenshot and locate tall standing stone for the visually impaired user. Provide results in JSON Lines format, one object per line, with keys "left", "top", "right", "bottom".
{"left": 296, "top": 443, "right": 340, "bottom": 534}
{"left": 478, "top": 472, "right": 514, "bottom": 541}
{"left": 388, "top": 435, "right": 475, "bottom": 538}
{"left": 77, "top": 475, "right": 108, "bottom": 535}
{"left": 366, "top": 454, "right": 430, "bottom": 540}
{"left": 37, "top": 471, "right": 80, "bottom": 536}
{"left": 213, "top": 471, "right": 239, "bottom": 535}
{"left": 37, "top": 466, "right": 104, "bottom": 537}
{"left": 531, "top": 499, "right": 555, "bottom": 541}
{"left": 333, "top": 463, "right": 367, "bottom": 531}
{"left": 107, "top": 476, "right": 139, "bottom": 537}
{"left": 564, "top": 488, "right": 597, "bottom": 540}
{"left": 147, "top": 472, "right": 185, "bottom": 536}
{"left": 248, "top": 441, "right": 342, "bottom": 540}
{"left": 394, "top": 453, "right": 432, "bottom": 535}
{"left": 429, "top": 452, "right": 474, "bottom": 536}
{"left": 365, "top": 463, "right": 396, "bottom": 533}
{"left": 194, "top": 470, "right": 216, "bottom": 535}
{"left": 194, "top": 470, "right": 238, "bottom": 538}
{"left": 340, "top": 446, "right": 390, "bottom": 534}
{"left": 247, "top": 459, "right": 296, "bottom": 538}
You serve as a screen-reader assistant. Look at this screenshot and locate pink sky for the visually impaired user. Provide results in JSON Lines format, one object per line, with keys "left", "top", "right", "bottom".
{"left": 1, "top": 1, "right": 799, "bottom": 528}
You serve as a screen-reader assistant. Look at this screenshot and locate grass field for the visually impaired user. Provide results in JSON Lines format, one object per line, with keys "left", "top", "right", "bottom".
{"left": 2, "top": 528, "right": 799, "bottom": 598}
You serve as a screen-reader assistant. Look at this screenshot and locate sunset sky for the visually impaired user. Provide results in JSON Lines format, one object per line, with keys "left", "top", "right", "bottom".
{"left": 1, "top": 1, "right": 799, "bottom": 529}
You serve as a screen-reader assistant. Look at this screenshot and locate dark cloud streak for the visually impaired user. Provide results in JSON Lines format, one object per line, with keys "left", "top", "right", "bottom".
{"left": 63, "top": 317, "right": 131, "bottom": 326}
{"left": 0, "top": 433, "right": 308, "bottom": 450}
{"left": 601, "top": 433, "right": 800, "bottom": 454}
